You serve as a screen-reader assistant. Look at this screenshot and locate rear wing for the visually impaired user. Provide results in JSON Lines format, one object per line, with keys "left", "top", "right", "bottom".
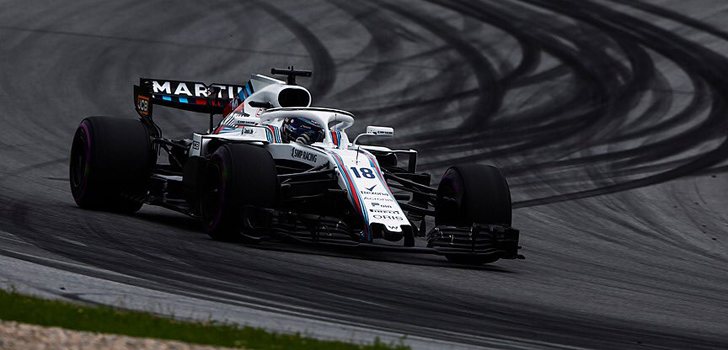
{"left": 134, "top": 78, "right": 249, "bottom": 117}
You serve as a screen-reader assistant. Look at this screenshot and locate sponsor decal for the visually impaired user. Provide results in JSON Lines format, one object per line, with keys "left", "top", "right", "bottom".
{"left": 220, "top": 113, "right": 256, "bottom": 129}
{"left": 387, "top": 225, "right": 401, "bottom": 231}
{"left": 136, "top": 95, "right": 150, "bottom": 117}
{"left": 230, "top": 111, "right": 251, "bottom": 119}
{"left": 360, "top": 190, "right": 389, "bottom": 196}
{"left": 242, "top": 128, "right": 255, "bottom": 135}
{"left": 149, "top": 80, "right": 242, "bottom": 99}
{"left": 372, "top": 214, "right": 406, "bottom": 221}
{"left": 365, "top": 184, "right": 377, "bottom": 191}
{"left": 192, "top": 140, "right": 200, "bottom": 150}
{"left": 370, "top": 202, "right": 393, "bottom": 208}
{"left": 291, "top": 148, "right": 318, "bottom": 162}
{"left": 363, "top": 196, "right": 394, "bottom": 202}
{"left": 230, "top": 115, "right": 257, "bottom": 126}
{"left": 369, "top": 209, "right": 401, "bottom": 214}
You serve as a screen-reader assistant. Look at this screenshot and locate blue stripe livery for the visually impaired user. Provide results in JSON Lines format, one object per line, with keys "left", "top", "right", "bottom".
{"left": 331, "top": 153, "right": 371, "bottom": 242}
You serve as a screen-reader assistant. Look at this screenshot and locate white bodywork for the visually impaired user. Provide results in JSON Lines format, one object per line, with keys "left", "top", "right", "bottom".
{"left": 189, "top": 76, "right": 411, "bottom": 241}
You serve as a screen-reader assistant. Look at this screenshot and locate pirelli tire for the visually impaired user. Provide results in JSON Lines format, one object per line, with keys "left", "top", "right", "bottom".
{"left": 201, "top": 144, "right": 278, "bottom": 242}
{"left": 69, "top": 116, "right": 155, "bottom": 213}
{"left": 435, "top": 164, "right": 512, "bottom": 265}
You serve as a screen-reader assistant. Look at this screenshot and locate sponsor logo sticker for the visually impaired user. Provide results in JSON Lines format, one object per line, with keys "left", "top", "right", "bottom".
{"left": 369, "top": 209, "right": 401, "bottom": 214}
{"left": 149, "top": 80, "right": 242, "bottom": 99}
{"left": 291, "top": 148, "right": 318, "bottom": 162}
{"left": 363, "top": 196, "right": 394, "bottom": 202}
{"left": 136, "top": 95, "right": 150, "bottom": 117}
{"left": 370, "top": 202, "right": 393, "bottom": 208}
{"left": 361, "top": 190, "right": 389, "bottom": 196}
{"left": 372, "top": 214, "right": 407, "bottom": 221}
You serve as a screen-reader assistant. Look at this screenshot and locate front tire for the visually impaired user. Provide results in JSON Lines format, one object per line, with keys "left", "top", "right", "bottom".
{"left": 201, "top": 144, "right": 278, "bottom": 241}
{"left": 69, "top": 117, "right": 154, "bottom": 213}
{"left": 435, "top": 164, "right": 512, "bottom": 265}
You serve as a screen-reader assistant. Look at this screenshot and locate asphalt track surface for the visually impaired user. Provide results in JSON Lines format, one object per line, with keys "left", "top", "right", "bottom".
{"left": 1, "top": 0, "right": 728, "bottom": 349}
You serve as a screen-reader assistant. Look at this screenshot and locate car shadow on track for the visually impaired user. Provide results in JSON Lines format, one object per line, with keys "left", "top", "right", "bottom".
{"left": 134, "top": 211, "right": 202, "bottom": 233}
{"left": 249, "top": 241, "right": 516, "bottom": 272}
{"left": 132, "top": 210, "right": 516, "bottom": 273}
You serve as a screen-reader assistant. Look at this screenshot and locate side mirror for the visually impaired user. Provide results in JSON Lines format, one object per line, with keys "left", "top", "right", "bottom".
{"left": 352, "top": 125, "right": 394, "bottom": 145}
{"left": 366, "top": 126, "right": 394, "bottom": 136}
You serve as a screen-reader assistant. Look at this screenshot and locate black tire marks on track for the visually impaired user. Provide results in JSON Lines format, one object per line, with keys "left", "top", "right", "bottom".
{"left": 1, "top": 1, "right": 728, "bottom": 349}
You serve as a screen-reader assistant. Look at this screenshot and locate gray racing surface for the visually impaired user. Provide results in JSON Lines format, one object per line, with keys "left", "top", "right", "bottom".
{"left": 1, "top": 0, "right": 728, "bottom": 349}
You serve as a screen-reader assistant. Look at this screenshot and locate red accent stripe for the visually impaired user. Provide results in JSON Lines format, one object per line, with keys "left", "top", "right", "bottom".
{"left": 195, "top": 99, "right": 207, "bottom": 105}
{"left": 330, "top": 131, "right": 339, "bottom": 146}
{"left": 266, "top": 125, "right": 277, "bottom": 142}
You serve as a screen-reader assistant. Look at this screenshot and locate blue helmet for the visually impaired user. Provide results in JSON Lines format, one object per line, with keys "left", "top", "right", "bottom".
{"left": 282, "top": 117, "right": 324, "bottom": 144}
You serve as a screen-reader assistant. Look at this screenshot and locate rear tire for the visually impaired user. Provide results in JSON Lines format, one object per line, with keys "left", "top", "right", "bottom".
{"left": 201, "top": 144, "right": 278, "bottom": 241}
{"left": 435, "top": 164, "right": 512, "bottom": 265}
{"left": 69, "top": 117, "right": 154, "bottom": 213}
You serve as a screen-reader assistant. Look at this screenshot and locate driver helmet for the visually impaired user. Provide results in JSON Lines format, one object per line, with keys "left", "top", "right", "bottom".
{"left": 281, "top": 118, "right": 324, "bottom": 144}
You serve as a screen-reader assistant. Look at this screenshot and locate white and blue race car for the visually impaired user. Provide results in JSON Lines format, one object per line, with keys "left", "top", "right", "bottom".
{"left": 69, "top": 68, "right": 521, "bottom": 265}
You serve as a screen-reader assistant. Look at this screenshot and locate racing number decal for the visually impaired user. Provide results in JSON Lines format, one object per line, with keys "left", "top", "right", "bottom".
{"left": 350, "top": 167, "right": 375, "bottom": 179}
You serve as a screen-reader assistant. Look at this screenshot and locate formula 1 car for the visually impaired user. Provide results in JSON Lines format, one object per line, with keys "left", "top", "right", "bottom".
{"left": 69, "top": 68, "right": 521, "bottom": 265}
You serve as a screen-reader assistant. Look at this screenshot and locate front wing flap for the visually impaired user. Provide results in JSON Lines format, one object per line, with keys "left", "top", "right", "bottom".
{"left": 426, "top": 224, "right": 522, "bottom": 259}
